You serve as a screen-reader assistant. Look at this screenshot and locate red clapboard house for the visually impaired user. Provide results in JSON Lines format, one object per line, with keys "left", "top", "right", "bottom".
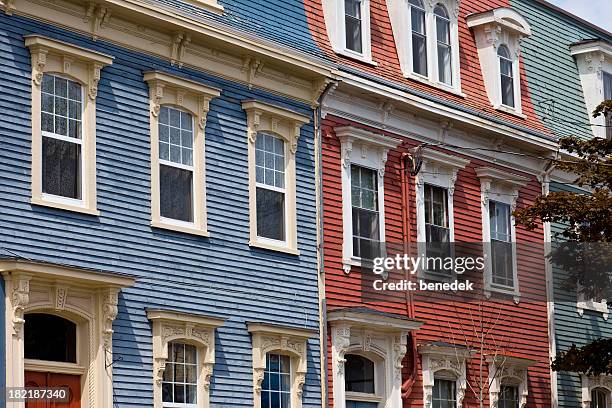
{"left": 306, "top": 0, "right": 556, "bottom": 407}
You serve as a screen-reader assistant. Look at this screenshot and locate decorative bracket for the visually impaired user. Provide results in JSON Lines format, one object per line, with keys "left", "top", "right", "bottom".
{"left": 0, "top": 0, "right": 15, "bottom": 15}
{"left": 101, "top": 288, "right": 119, "bottom": 349}
{"left": 241, "top": 57, "right": 263, "bottom": 89}
{"left": 84, "top": 2, "right": 112, "bottom": 41}
{"left": 10, "top": 274, "right": 31, "bottom": 338}
{"left": 171, "top": 32, "right": 191, "bottom": 68}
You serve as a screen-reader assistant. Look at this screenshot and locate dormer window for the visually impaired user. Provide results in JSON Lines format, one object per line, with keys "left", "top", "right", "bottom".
{"left": 410, "top": 0, "right": 428, "bottom": 76}
{"left": 388, "top": 0, "right": 461, "bottom": 92}
{"left": 498, "top": 45, "right": 515, "bottom": 107}
{"left": 323, "top": 0, "right": 373, "bottom": 62}
{"left": 435, "top": 5, "right": 452, "bottom": 85}
{"left": 467, "top": 8, "right": 532, "bottom": 116}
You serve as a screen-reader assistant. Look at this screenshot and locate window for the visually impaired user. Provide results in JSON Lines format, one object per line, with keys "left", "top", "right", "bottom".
{"left": 144, "top": 71, "right": 220, "bottom": 236}
{"left": 261, "top": 353, "right": 291, "bottom": 408}
{"left": 256, "top": 133, "right": 287, "bottom": 242}
{"left": 499, "top": 385, "right": 519, "bottom": 408}
{"left": 41, "top": 74, "right": 83, "bottom": 200}
{"left": 24, "top": 314, "right": 77, "bottom": 363}
{"left": 410, "top": 0, "right": 427, "bottom": 76}
{"left": 351, "top": 165, "right": 380, "bottom": 259}
{"left": 498, "top": 45, "right": 514, "bottom": 108}
{"left": 435, "top": 5, "right": 452, "bottom": 85}
{"left": 159, "top": 106, "right": 195, "bottom": 223}
{"left": 604, "top": 72, "right": 612, "bottom": 140}
{"left": 248, "top": 323, "right": 315, "bottom": 408}
{"left": 148, "top": 309, "right": 224, "bottom": 408}
{"left": 25, "top": 35, "right": 113, "bottom": 215}
{"left": 490, "top": 201, "right": 513, "bottom": 287}
{"left": 424, "top": 184, "right": 451, "bottom": 272}
{"left": 337, "top": 126, "right": 401, "bottom": 273}
{"left": 432, "top": 378, "right": 456, "bottom": 408}
{"left": 162, "top": 342, "right": 198, "bottom": 407}
{"left": 345, "top": 0, "right": 363, "bottom": 53}
{"left": 345, "top": 354, "right": 375, "bottom": 393}
{"left": 592, "top": 388, "right": 608, "bottom": 408}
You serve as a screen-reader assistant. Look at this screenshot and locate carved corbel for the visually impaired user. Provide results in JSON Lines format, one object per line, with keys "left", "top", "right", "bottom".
{"left": 1, "top": 0, "right": 15, "bottom": 15}
{"left": 340, "top": 137, "right": 353, "bottom": 169}
{"left": 246, "top": 109, "right": 261, "bottom": 145}
{"left": 171, "top": 32, "right": 191, "bottom": 68}
{"left": 88, "top": 63, "right": 104, "bottom": 100}
{"left": 241, "top": 57, "right": 263, "bottom": 88}
{"left": 149, "top": 82, "right": 164, "bottom": 117}
{"left": 54, "top": 285, "right": 68, "bottom": 311}
{"left": 392, "top": 333, "right": 407, "bottom": 381}
{"left": 510, "top": 187, "right": 520, "bottom": 211}
{"left": 480, "top": 179, "right": 492, "bottom": 205}
{"left": 30, "top": 49, "right": 48, "bottom": 87}
{"left": 154, "top": 356, "right": 167, "bottom": 386}
{"left": 202, "top": 362, "right": 214, "bottom": 391}
{"left": 448, "top": 168, "right": 459, "bottom": 196}
{"left": 378, "top": 148, "right": 388, "bottom": 180}
{"left": 10, "top": 274, "right": 31, "bottom": 337}
{"left": 296, "top": 372, "right": 306, "bottom": 397}
{"left": 198, "top": 96, "right": 212, "bottom": 130}
{"left": 378, "top": 100, "right": 394, "bottom": 127}
{"left": 290, "top": 121, "right": 301, "bottom": 154}
{"left": 332, "top": 324, "right": 351, "bottom": 375}
{"left": 254, "top": 367, "right": 265, "bottom": 394}
{"left": 101, "top": 288, "right": 119, "bottom": 349}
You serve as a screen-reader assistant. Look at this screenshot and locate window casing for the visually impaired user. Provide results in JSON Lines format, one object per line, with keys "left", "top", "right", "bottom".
{"left": 487, "top": 356, "right": 534, "bottom": 408}
{"left": 261, "top": 353, "right": 292, "bottom": 408}
{"left": 477, "top": 167, "right": 528, "bottom": 302}
{"left": 144, "top": 71, "right": 220, "bottom": 237}
{"left": 243, "top": 101, "right": 309, "bottom": 255}
{"left": 322, "top": 0, "right": 373, "bottom": 62}
{"left": 25, "top": 35, "right": 113, "bottom": 215}
{"left": 498, "top": 45, "right": 515, "bottom": 108}
{"left": 419, "top": 344, "right": 472, "bottom": 408}
{"left": 337, "top": 126, "right": 401, "bottom": 273}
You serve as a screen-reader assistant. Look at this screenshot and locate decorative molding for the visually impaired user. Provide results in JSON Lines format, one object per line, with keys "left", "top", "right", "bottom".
{"left": 171, "top": 32, "right": 192, "bottom": 68}
{"left": 0, "top": 0, "right": 15, "bottom": 14}
{"left": 581, "top": 374, "right": 612, "bottom": 408}
{"left": 101, "top": 288, "right": 119, "bottom": 349}
{"left": 84, "top": 2, "right": 112, "bottom": 40}
{"left": 9, "top": 274, "right": 31, "bottom": 337}
{"left": 487, "top": 356, "right": 536, "bottom": 408}
{"left": 248, "top": 323, "right": 315, "bottom": 408}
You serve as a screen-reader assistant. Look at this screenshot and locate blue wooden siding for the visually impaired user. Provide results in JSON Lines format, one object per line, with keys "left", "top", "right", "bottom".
{"left": 0, "top": 13, "right": 321, "bottom": 407}
{"left": 548, "top": 182, "right": 612, "bottom": 408}
{"left": 510, "top": 0, "right": 612, "bottom": 140}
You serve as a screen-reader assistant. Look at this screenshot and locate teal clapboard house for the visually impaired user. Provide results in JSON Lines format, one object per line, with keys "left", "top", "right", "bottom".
{"left": 511, "top": 0, "right": 612, "bottom": 407}
{"left": 0, "top": 1, "right": 335, "bottom": 407}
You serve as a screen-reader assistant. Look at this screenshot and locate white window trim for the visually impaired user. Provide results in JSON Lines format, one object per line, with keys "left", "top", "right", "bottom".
{"left": 144, "top": 71, "right": 220, "bottom": 237}
{"left": 147, "top": 309, "right": 225, "bottom": 408}
{"left": 487, "top": 355, "right": 535, "bottom": 408}
{"left": 415, "top": 149, "right": 469, "bottom": 278}
{"left": 1, "top": 259, "right": 134, "bottom": 408}
{"left": 242, "top": 100, "right": 310, "bottom": 255}
{"left": 467, "top": 8, "right": 532, "bottom": 116}
{"left": 336, "top": 126, "right": 401, "bottom": 273}
{"left": 247, "top": 323, "right": 316, "bottom": 408}
{"left": 577, "top": 295, "right": 609, "bottom": 321}
{"left": 386, "top": 0, "right": 462, "bottom": 94}
{"left": 582, "top": 375, "right": 612, "bottom": 408}
{"left": 419, "top": 343, "right": 474, "bottom": 408}
{"left": 322, "top": 0, "right": 374, "bottom": 63}
{"left": 570, "top": 41, "right": 612, "bottom": 140}
{"left": 329, "top": 309, "right": 422, "bottom": 408}
{"left": 476, "top": 167, "right": 528, "bottom": 303}
{"left": 25, "top": 35, "right": 113, "bottom": 215}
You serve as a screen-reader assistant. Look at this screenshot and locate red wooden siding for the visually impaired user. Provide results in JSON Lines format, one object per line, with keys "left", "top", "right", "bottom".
{"left": 304, "top": 0, "right": 551, "bottom": 136}
{"left": 321, "top": 115, "right": 551, "bottom": 408}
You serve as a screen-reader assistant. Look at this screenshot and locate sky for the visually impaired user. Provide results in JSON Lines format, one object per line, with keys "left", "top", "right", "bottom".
{"left": 547, "top": 0, "right": 612, "bottom": 33}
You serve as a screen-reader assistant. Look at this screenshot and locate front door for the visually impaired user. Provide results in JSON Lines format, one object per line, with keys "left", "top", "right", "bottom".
{"left": 24, "top": 371, "right": 80, "bottom": 408}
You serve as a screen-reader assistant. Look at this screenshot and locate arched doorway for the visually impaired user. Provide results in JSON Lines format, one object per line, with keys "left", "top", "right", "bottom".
{"left": 24, "top": 313, "right": 81, "bottom": 408}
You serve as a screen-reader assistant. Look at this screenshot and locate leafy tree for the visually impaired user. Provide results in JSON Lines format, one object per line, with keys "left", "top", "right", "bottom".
{"left": 513, "top": 100, "right": 612, "bottom": 375}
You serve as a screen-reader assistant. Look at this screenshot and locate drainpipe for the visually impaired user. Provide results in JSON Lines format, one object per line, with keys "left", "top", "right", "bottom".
{"left": 400, "top": 151, "right": 418, "bottom": 398}
{"left": 539, "top": 160, "right": 557, "bottom": 408}
{"left": 314, "top": 80, "right": 338, "bottom": 408}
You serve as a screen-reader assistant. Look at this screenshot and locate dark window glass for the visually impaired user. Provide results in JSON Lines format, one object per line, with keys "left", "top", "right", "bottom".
{"left": 498, "top": 45, "right": 515, "bottom": 107}
{"left": 346, "top": 402, "right": 378, "bottom": 408}
{"left": 256, "top": 187, "right": 286, "bottom": 241}
{"left": 261, "top": 353, "right": 291, "bottom": 408}
{"left": 160, "top": 164, "right": 193, "bottom": 222}
{"left": 345, "top": 354, "right": 375, "bottom": 394}
{"left": 424, "top": 184, "right": 451, "bottom": 270}
{"left": 162, "top": 342, "right": 198, "bottom": 405}
{"left": 410, "top": 0, "right": 427, "bottom": 76}
{"left": 499, "top": 385, "right": 519, "bottom": 408}
{"left": 591, "top": 388, "right": 608, "bottom": 408}
{"left": 489, "top": 201, "right": 513, "bottom": 287}
{"left": 42, "top": 136, "right": 81, "bottom": 199}
{"left": 255, "top": 133, "right": 286, "bottom": 241}
{"left": 24, "top": 313, "right": 76, "bottom": 363}
{"left": 351, "top": 165, "right": 380, "bottom": 259}
{"left": 603, "top": 72, "right": 612, "bottom": 140}
{"left": 432, "top": 378, "right": 456, "bottom": 408}
{"left": 435, "top": 5, "right": 452, "bottom": 85}
{"left": 345, "top": 0, "right": 363, "bottom": 53}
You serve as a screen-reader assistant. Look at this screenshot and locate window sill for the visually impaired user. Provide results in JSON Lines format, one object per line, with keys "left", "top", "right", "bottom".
{"left": 577, "top": 300, "right": 609, "bottom": 320}
{"left": 336, "top": 49, "right": 378, "bottom": 67}
{"left": 495, "top": 104, "right": 526, "bottom": 119}
{"left": 31, "top": 197, "right": 99, "bottom": 216}
{"left": 249, "top": 240, "right": 300, "bottom": 256}
{"left": 24, "top": 359, "right": 87, "bottom": 375}
{"left": 343, "top": 257, "right": 362, "bottom": 274}
{"left": 345, "top": 392, "right": 383, "bottom": 403}
{"left": 485, "top": 285, "right": 521, "bottom": 303}
{"left": 151, "top": 220, "right": 209, "bottom": 237}
{"left": 404, "top": 72, "right": 466, "bottom": 98}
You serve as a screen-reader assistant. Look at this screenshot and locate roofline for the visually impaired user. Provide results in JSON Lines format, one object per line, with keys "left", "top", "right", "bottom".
{"left": 530, "top": 0, "right": 612, "bottom": 39}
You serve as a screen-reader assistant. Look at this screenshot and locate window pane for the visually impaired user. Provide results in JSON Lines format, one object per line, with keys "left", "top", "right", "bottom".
{"left": 437, "top": 44, "right": 452, "bottom": 85}
{"left": 24, "top": 314, "right": 77, "bottom": 363}
{"left": 42, "top": 136, "right": 81, "bottom": 199}
{"left": 160, "top": 164, "right": 193, "bottom": 222}
{"left": 262, "top": 354, "right": 291, "bottom": 408}
{"left": 436, "top": 15, "right": 450, "bottom": 44}
{"left": 432, "top": 379, "right": 456, "bottom": 408}
{"left": 345, "top": 354, "right": 375, "bottom": 393}
{"left": 351, "top": 165, "right": 380, "bottom": 258}
{"left": 412, "top": 34, "right": 427, "bottom": 76}
{"left": 345, "top": 0, "right": 362, "bottom": 53}
{"left": 256, "top": 133, "right": 285, "bottom": 189}
{"left": 256, "top": 187, "right": 285, "bottom": 241}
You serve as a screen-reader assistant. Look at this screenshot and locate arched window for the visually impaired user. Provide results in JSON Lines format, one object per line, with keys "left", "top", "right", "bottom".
{"left": 25, "top": 313, "right": 77, "bottom": 363}
{"left": 497, "top": 45, "right": 515, "bottom": 108}
{"left": 434, "top": 4, "right": 452, "bottom": 85}
{"left": 592, "top": 388, "right": 608, "bottom": 408}
{"left": 409, "top": 0, "right": 427, "bottom": 76}
{"left": 345, "top": 354, "right": 378, "bottom": 408}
